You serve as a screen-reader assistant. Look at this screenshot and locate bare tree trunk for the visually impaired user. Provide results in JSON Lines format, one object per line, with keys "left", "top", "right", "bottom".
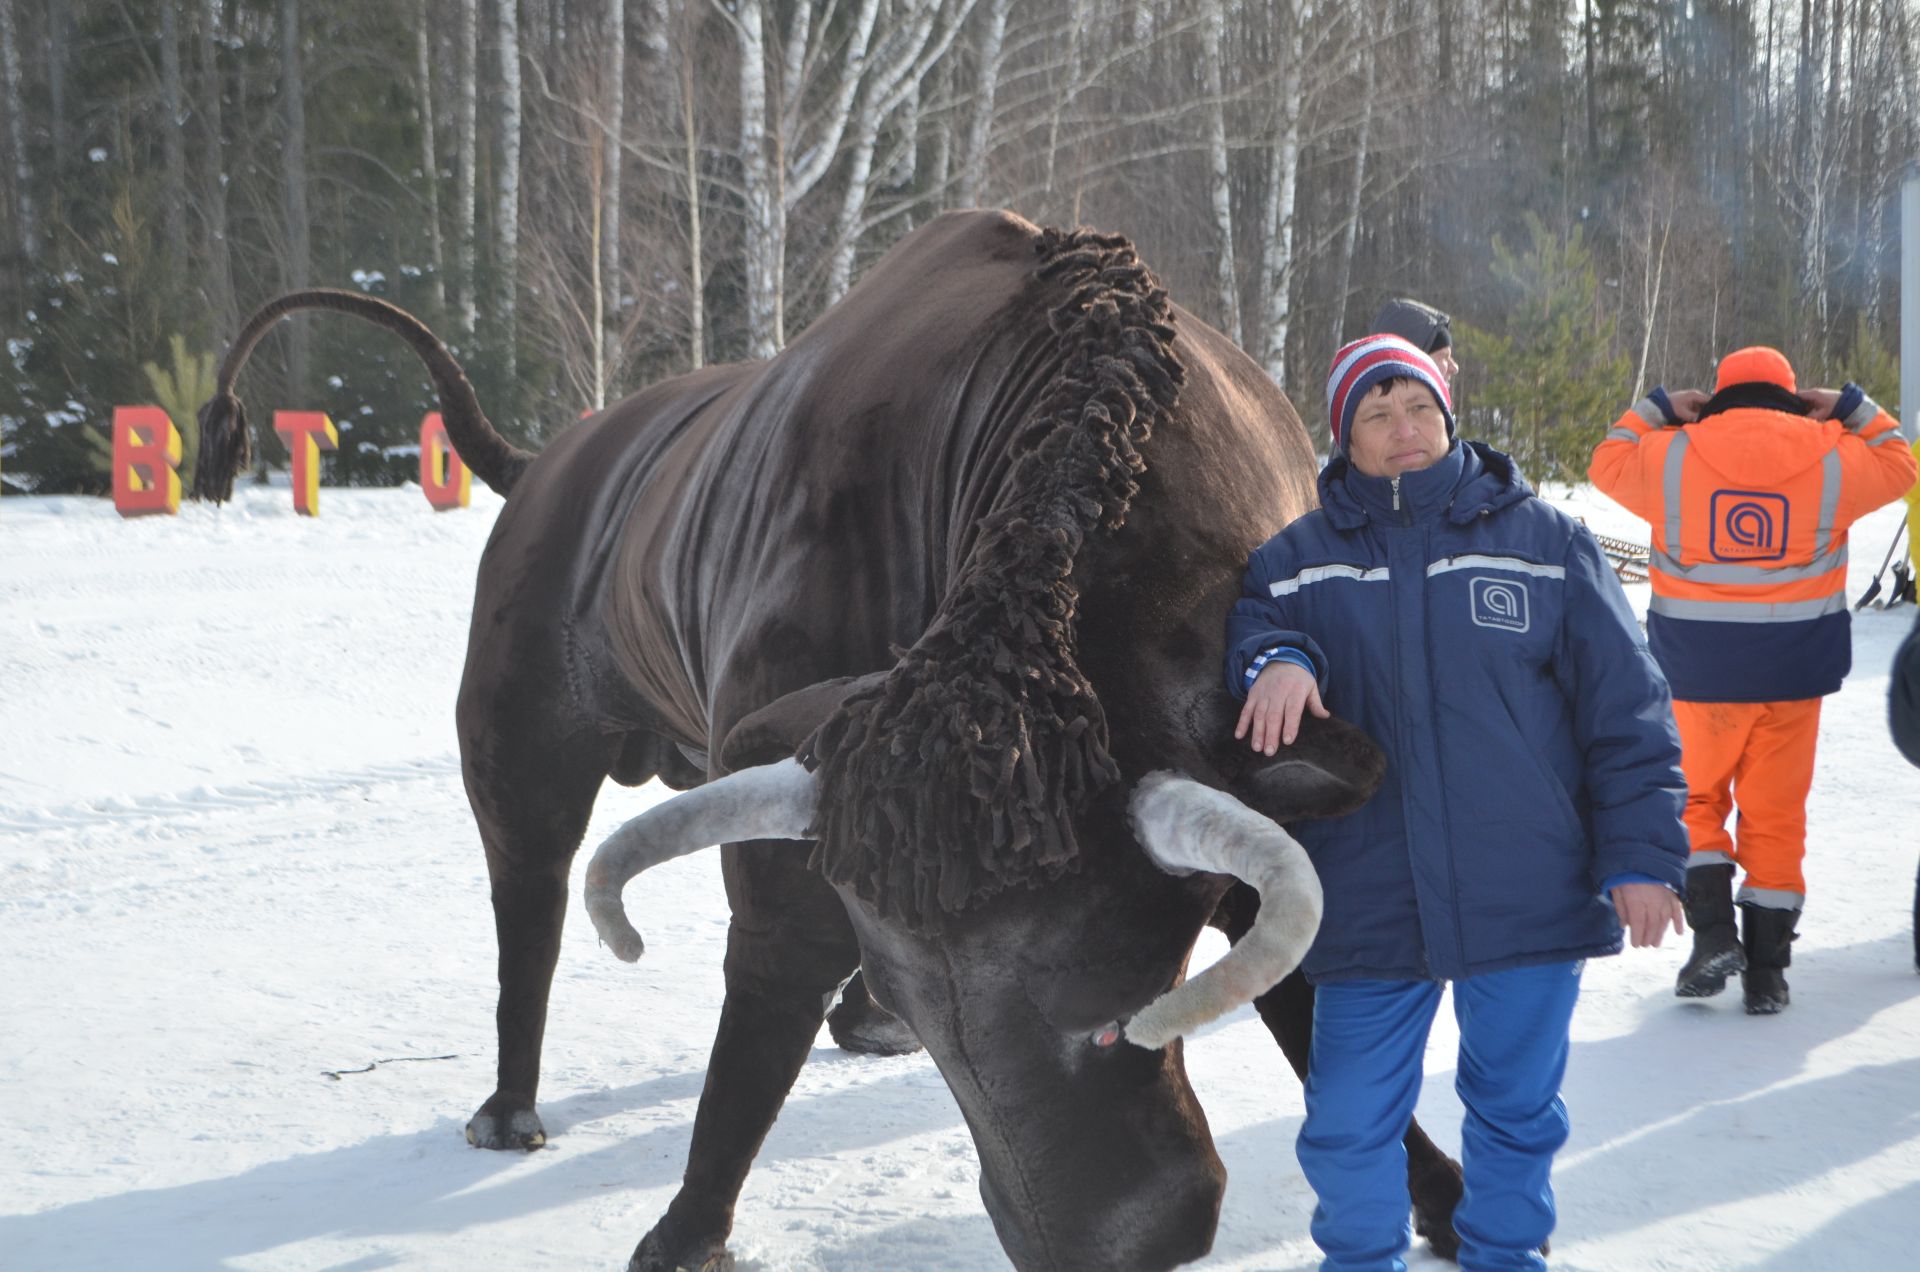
{"left": 415, "top": 0, "right": 446, "bottom": 313}
{"left": 0, "top": 0, "right": 33, "bottom": 262}
{"left": 958, "top": 0, "right": 1009, "bottom": 206}
{"left": 644, "top": 0, "right": 675, "bottom": 116}
{"left": 774, "top": 0, "right": 879, "bottom": 328}
{"left": 495, "top": 0, "right": 521, "bottom": 384}
{"left": 589, "top": 141, "right": 606, "bottom": 409}
{"left": 1041, "top": 1, "right": 1087, "bottom": 209}
{"left": 737, "top": 0, "right": 777, "bottom": 357}
{"left": 828, "top": 0, "right": 971, "bottom": 303}
{"left": 197, "top": 0, "right": 236, "bottom": 338}
{"left": 1201, "top": 0, "right": 1240, "bottom": 344}
{"left": 1632, "top": 199, "right": 1672, "bottom": 399}
{"left": 49, "top": 7, "right": 70, "bottom": 189}
{"left": 1329, "top": 33, "right": 1376, "bottom": 346}
{"left": 160, "top": 1, "right": 189, "bottom": 271}
{"left": 600, "top": 0, "right": 624, "bottom": 386}
{"left": 680, "top": 27, "right": 703, "bottom": 370}
{"left": 280, "top": 0, "right": 311, "bottom": 412}
{"left": 455, "top": 0, "right": 478, "bottom": 341}
{"left": 1132, "top": 0, "right": 1157, "bottom": 42}
{"left": 1259, "top": 0, "right": 1310, "bottom": 385}
{"left": 1582, "top": 0, "right": 1596, "bottom": 158}
{"left": 926, "top": 58, "right": 953, "bottom": 211}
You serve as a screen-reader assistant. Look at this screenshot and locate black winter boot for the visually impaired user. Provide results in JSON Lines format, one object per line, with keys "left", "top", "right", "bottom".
{"left": 1739, "top": 903, "right": 1799, "bottom": 1015}
{"left": 1676, "top": 863, "right": 1746, "bottom": 998}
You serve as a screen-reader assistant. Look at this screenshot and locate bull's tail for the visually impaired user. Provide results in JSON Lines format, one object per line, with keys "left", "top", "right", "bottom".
{"left": 193, "top": 290, "right": 535, "bottom": 503}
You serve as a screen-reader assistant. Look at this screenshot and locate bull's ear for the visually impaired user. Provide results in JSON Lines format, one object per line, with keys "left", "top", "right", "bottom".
{"left": 1184, "top": 689, "right": 1386, "bottom": 823}
{"left": 718, "top": 672, "right": 891, "bottom": 773}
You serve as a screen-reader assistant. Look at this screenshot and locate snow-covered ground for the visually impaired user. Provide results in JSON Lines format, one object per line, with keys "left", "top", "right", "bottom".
{"left": 2, "top": 480, "right": 1917, "bottom": 1271}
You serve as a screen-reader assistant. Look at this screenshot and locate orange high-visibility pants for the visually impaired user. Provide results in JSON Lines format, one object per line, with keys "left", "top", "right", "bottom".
{"left": 1672, "top": 698, "right": 1822, "bottom": 908}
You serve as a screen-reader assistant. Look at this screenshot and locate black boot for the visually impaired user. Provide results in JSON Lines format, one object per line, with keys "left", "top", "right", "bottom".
{"left": 1676, "top": 863, "right": 1746, "bottom": 998}
{"left": 1739, "top": 903, "right": 1799, "bottom": 1015}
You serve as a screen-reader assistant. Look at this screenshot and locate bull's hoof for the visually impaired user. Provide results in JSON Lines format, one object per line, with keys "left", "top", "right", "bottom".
{"left": 630, "top": 1222, "right": 733, "bottom": 1272}
{"left": 1409, "top": 1153, "right": 1464, "bottom": 1261}
{"left": 827, "top": 971, "right": 923, "bottom": 1056}
{"left": 464, "top": 1095, "right": 547, "bottom": 1151}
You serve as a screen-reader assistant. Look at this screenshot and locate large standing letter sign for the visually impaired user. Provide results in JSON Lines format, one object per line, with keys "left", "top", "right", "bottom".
{"left": 112, "top": 406, "right": 183, "bottom": 517}
{"left": 274, "top": 411, "right": 338, "bottom": 516}
{"left": 102, "top": 404, "right": 469, "bottom": 516}
{"left": 419, "top": 412, "right": 471, "bottom": 510}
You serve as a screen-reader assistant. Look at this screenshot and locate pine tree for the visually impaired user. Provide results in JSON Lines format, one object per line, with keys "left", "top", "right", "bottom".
{"left": 1457, "top": 213, "right": 1630, "bottom": 484}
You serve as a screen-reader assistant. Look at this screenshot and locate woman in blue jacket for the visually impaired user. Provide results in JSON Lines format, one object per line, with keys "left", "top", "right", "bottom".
{"left": 1228, "top": 334, "right": 1690, "bottom": 1271}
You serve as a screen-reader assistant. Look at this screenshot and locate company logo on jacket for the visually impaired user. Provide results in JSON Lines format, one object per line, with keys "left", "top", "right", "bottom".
{"left": 1470, "top": 577, "right": 1530, "bottom": 631}
{"left": 1710, "top": 491, "right": 1788, "bottom": 560}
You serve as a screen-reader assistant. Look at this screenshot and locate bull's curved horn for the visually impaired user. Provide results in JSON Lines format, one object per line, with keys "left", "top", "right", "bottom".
{"left": 583, "top": 758, "right": 816, "bottom": 962}
{"left": 1123, "top": 771, "right": 1324, "bottom": 1050}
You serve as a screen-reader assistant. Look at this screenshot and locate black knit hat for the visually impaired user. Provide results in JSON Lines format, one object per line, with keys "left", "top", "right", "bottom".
{"left": 1368, "top": 298, "right": 1452, "bottom": 354}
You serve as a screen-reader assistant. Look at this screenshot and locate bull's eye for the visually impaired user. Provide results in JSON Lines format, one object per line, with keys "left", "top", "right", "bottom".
{"left": 1090, "top": 1021, "right": 1122, "bottom": 1048}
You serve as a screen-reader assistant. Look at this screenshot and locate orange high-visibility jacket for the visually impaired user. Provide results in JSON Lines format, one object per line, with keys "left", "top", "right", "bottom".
{"left": 1590, "top": 392, "right": 1916, "bottom": 702}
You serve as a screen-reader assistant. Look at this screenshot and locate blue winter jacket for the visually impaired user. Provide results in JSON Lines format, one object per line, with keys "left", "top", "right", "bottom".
{"left": 1225, "top": 441, "right": 1689, "bottom": 984}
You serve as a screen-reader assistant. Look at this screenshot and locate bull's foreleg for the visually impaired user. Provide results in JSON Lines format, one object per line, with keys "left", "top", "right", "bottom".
{"left": 633, "top": 849, "right": 860, "bottom": 1272}
{"left": 1214, "top": 884, "right": 1466, "bottom": 1261}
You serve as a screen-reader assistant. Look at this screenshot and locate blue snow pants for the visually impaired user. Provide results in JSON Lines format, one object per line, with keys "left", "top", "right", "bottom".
{"left": 1297, "top": 961, "right": 1583, "bottom": 1272}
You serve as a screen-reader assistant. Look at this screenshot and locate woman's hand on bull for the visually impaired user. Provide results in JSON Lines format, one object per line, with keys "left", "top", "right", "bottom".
{"left": 1235, "top": 661, "right": 1329, "bottom": 755}
{"left": 1611, "top": 882, "right": 1686, "bottom": 948}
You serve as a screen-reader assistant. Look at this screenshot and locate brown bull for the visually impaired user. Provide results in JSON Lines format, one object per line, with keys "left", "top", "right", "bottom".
{"left": 198, "top": 210, "right": 1463, "bottom": 1269}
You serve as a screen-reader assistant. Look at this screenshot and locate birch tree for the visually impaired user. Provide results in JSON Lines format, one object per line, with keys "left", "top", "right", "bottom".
{"left": 159, "top": 0, "right": 189, "bottom": 270}
{"left": 1328, "top": 23, "right": 1376, "bottom": 346}
{"left": 1257, "top": 0, "right": 1312, "bottom": 385}
{"left": 734, "top": 1, "right": 777, "bottom": 357}
{"left": 455, "top": 0, "right": 479, "bottom": 340}
{"left": 1201, "top": 0, "right": 1240, "bottom": 345}
{"left": 679, "top": 24, "right": 703, "bottom": 369}
{"left": 0, "top": 0, "right": 33, "bottom": 261}
{"left": 496, "top": 0, "right": 522, "bottom": 383}
{"left": 731, "top": 0, "right": 886, "bottom": 355}
{"left": 599, "top": 0, "right": 623, "bottom": 390}
{"left": 197, "top": 0, "right": 236, "bottom": 338}
{"left": 415, "top": 0, "right": 447, "bottom": 313}
{"left": 826, "top": 0, "right": 977, "bottom": 303}
{"left": 958, "top": 0, "right": 1010, "bottom": 205}
{"left": 279, "top": 0, "right": 312, "bottom": 404}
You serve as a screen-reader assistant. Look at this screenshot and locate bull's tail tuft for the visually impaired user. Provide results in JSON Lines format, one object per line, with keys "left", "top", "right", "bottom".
{"left": 194, "top": 289, "right": 534, "bottom": 504}
{"left": 191, "top": 390, "right": 252, "bottom": 503}
{"left": 803, "top": 225, "right": 1186, "bottom": 931}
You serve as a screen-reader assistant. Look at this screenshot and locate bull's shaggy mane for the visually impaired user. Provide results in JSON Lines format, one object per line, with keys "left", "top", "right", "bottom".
{"left": 802, "top": 226, "right": 1185, "bottom": 930}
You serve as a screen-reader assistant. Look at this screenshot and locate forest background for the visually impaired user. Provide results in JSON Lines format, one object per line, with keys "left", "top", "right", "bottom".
{"left": 2, "top": 0, "right": 1915, "bottom": 493}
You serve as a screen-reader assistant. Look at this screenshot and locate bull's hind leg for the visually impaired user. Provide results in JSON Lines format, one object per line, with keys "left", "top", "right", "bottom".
{"left": 1214, "top": 883, "right": 1466, "bottom": 1260}
{"left": 460, "top": 712, "right": 612, "bottom": 1151}
{"left": 633, "top": 847, "right": 860, "bottom": 1272}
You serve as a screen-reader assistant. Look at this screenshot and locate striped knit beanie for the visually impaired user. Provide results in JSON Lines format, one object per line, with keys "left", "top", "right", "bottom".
{"left": 1325, "top": 334, "right": 1455, "bottom": 457}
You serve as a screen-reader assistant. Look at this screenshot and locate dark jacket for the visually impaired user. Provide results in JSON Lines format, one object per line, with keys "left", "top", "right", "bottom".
{"left": 1894, "top": 609, "right": 1920, "bottom": 767}
{"left": 1226, "top": 441, "right": 1689, "bottom": 983}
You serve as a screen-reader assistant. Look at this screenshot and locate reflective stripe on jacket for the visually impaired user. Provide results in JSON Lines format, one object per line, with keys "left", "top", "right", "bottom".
{"left": 1589, "top": 394, "right": 1918, "bottom": 701}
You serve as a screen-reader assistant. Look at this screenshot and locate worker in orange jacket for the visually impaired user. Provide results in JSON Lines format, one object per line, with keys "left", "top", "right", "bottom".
{"left": 1590, "top": 347, "right": 1917, "bottom": 1013}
